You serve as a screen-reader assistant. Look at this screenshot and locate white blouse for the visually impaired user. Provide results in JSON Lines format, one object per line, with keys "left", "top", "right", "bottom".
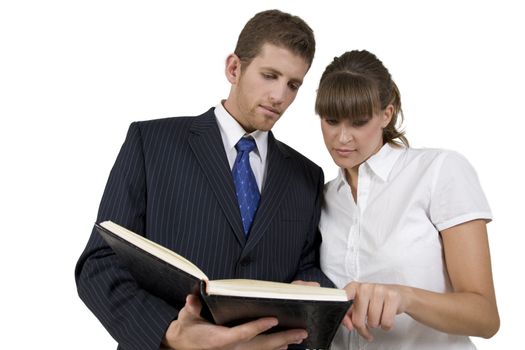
{"left": 320, "top": 143, "right": 492, "bottom": 350}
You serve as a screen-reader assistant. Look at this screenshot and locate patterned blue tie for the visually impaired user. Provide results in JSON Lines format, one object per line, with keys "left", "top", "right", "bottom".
{"left": 232, "top": 137, "right": 260, "bottom": 235}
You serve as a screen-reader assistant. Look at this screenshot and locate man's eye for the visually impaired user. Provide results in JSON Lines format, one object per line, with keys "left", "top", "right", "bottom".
{"left": 288, "top": 83, "right": 300, "bottom": 91}
{"left": 262, "top": 73, "right": 275, "bottom": 79}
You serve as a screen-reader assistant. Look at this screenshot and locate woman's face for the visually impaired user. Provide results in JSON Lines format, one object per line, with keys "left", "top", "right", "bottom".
{"left": 321, "top": 107, "right": 392, "bottom": 173}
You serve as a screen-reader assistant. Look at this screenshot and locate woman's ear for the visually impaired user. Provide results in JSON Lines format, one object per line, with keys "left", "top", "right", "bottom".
{"left": 225, "top": 53, "right": 242, "bottom": 85}
{"left": 382, "top": 105, "right": 394, "bottom": 128}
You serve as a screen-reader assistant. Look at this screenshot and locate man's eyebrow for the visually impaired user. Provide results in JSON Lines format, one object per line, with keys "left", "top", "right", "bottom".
{"left": 261, "top": 67, "right": 304, "bottom": 85}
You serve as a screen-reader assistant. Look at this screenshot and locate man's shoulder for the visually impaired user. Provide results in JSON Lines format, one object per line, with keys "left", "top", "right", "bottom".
{"left": 134, "top": 108, "right": 215, "bottom": 130}
{"left": 273, "top": 138, "right": 322, "bottom": 173}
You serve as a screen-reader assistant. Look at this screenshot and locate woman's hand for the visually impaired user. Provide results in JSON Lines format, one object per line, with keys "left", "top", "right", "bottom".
{"left": 342, "top": 282, "right": 411, "bottom": 342}
{"left": 342, "top": 221, "right": 500, "bottom": 342}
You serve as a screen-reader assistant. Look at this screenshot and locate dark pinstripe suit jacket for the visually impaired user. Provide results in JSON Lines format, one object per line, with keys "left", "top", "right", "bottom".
{"left": 75, "top": 108, "right": 332, "bottom": 350}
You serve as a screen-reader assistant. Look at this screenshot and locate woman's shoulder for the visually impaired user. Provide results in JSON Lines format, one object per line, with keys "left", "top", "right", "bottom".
{"left": 403, "top": 147, "right": 469, "bottom": 167}
{"left": 405, "top": 146, "right": 452, "bottom": 158}
{"left": 402, "top": 147, "right": 481, "bottom": 190}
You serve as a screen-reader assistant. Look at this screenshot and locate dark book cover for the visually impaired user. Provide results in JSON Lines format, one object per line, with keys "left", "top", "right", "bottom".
{"left": 201, "top": 282, "right": 350, "bottom": 349}
{"left": 96, "top": 222, "right": 351, "bottom": 349}
{"left": 96, "top": 224, "right": 200, "bottom": 310}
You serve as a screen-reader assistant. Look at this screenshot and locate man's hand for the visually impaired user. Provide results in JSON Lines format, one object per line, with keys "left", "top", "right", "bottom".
{"left": 163, "top": 295, "right": 308, "bottom": 350}
{"left": 291, "top": 280, "right": 320, "bottom": 287}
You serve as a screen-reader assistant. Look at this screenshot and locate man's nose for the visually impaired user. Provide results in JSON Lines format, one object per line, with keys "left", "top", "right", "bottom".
{"left": 269, "top": 83, "right": 287, "bottom": 104}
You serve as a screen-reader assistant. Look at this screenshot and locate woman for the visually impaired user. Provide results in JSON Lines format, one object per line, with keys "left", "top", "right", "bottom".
{"left": 316, "top": 50, "right": 499, "bottom": 349}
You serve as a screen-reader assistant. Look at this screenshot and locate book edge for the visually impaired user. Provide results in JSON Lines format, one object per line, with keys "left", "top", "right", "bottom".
{"left": 96, "top": 221, "right": 208, "bottom": 281}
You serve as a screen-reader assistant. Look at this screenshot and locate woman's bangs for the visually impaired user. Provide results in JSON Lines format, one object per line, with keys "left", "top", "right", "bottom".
{"left": 315, "top": 73, "right": 379, "bottom": 123}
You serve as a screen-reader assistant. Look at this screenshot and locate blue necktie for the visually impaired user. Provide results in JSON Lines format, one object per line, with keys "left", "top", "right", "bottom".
{"left": 232, "top": 137, "right": 260, "bottom": 235}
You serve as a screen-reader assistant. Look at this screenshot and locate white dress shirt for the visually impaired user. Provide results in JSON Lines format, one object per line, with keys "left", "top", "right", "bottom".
{"left": 320, "top": 143, "right": 492, "bottom": 350}
{"left": 214, "top": 102, "right": 268, "bottom": 191}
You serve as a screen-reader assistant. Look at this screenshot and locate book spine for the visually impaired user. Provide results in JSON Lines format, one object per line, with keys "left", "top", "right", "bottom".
{"left": 199, "top": 280, "right": 215, "bottom": 323}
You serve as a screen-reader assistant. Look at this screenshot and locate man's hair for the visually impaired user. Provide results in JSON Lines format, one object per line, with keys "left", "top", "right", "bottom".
{"left": 234, "top": 9, "right": 315, "bottom": 68}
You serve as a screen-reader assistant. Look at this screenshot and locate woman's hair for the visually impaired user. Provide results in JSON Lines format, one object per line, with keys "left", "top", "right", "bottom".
{"left": 315, "top": 50, "right": 408, "bottom": 147}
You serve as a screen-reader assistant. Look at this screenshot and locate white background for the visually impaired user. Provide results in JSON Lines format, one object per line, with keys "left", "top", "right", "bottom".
{"left": 1, "top": 1, "right": 523, "bottom": 349}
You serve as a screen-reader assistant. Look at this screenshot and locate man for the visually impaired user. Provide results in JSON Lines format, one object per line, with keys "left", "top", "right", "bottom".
{"left": 76, "top": 9, "right": 332, "bottom": 350}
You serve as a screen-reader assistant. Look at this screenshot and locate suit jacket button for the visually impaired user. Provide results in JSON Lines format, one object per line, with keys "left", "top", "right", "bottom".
{"left": 240, "top": 257, "right": 251, "bottom": 267}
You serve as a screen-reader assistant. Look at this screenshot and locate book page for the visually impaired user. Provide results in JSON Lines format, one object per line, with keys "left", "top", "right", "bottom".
{"left": 206, "top": 279, "right": 348, "bottom": 301}
{"left": 100, "top": 221, "right": 208, "bottom": 281}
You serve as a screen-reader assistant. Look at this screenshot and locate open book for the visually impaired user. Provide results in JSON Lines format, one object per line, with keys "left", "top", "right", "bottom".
{"left": 96, "top": 220, "right": 352, "bottom": 349}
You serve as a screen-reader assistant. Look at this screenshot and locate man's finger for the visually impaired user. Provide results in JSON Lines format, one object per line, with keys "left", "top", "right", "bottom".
{"left": 292, "top": 280, "right": 320, "bottom": 287}
{"left": 184, "top": 294, "right": 203, "bottom": 317}
{"left": 249, "top": 328, "right": 309, "bottom": 349}
{"left": 226, "top": 317, "right": 280, "bottom": 343}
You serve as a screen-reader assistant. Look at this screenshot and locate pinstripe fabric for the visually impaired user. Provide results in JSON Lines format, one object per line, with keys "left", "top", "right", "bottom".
{"left": 75, "top": 108, "right": 333, "bottom": 350}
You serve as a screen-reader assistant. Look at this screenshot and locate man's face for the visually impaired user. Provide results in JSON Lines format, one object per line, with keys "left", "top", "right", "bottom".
{"left": 225, "top": 43, "right": 310, "bottom": 132}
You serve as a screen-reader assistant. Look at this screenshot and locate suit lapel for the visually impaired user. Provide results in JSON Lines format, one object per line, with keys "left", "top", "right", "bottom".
{"left": 188, "top": 109, "right": 246, "bottom": 246}
{"left": 244, "top": 133, "right": 292, "bottom": 253}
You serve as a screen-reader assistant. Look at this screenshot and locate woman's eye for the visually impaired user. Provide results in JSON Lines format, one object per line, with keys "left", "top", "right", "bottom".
{"left": 324, "top": 119, "right": 338, "bottom": 125}
{"left": 352, "top": 119, "right": 369, "bottom": 127}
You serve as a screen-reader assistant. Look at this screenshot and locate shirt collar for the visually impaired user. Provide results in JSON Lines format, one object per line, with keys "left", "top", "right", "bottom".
{"left": 335, "top": 143, "right": 405, "bottom": 191}
{"left": 335, "top": 168, "right": 350, "bottom": 192}
{"left": 365, "top": 143, "right": 404, "bottom": 182}
{"left": 214, "top": 101, "right": 268, "bottom": 161}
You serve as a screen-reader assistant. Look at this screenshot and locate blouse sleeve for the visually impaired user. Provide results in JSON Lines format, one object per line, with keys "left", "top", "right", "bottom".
{"left": 429, "top": 151, "right": 492, "bottom": 232}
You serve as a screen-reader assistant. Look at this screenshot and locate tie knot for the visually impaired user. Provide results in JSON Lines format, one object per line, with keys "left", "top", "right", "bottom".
{"left": 235, "top": 137, "right": 256, "bottom": 153}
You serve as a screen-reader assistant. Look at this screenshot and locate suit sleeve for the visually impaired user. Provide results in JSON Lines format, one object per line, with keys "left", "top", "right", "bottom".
{"left": 293, "top": 168, "right": 335, "bottom": 288}
{"left": 75, "top": 122, "right": 178, "bottom": 350}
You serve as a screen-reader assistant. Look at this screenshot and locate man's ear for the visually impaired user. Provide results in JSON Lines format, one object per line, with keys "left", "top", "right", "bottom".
{"left": 225, "top": 53, "right": 242, "bottom": 85}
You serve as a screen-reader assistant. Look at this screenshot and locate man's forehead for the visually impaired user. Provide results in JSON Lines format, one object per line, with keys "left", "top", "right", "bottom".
{"left": 250, "top": 43, "right": 309, "bottom": 80}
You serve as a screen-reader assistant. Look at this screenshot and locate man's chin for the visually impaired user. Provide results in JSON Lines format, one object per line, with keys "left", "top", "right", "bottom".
{"left": 259, "top": 115, "right": 281, "bottom": 131}
{"left": 257, "top": 122, "right": 277, "bottom": 132}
